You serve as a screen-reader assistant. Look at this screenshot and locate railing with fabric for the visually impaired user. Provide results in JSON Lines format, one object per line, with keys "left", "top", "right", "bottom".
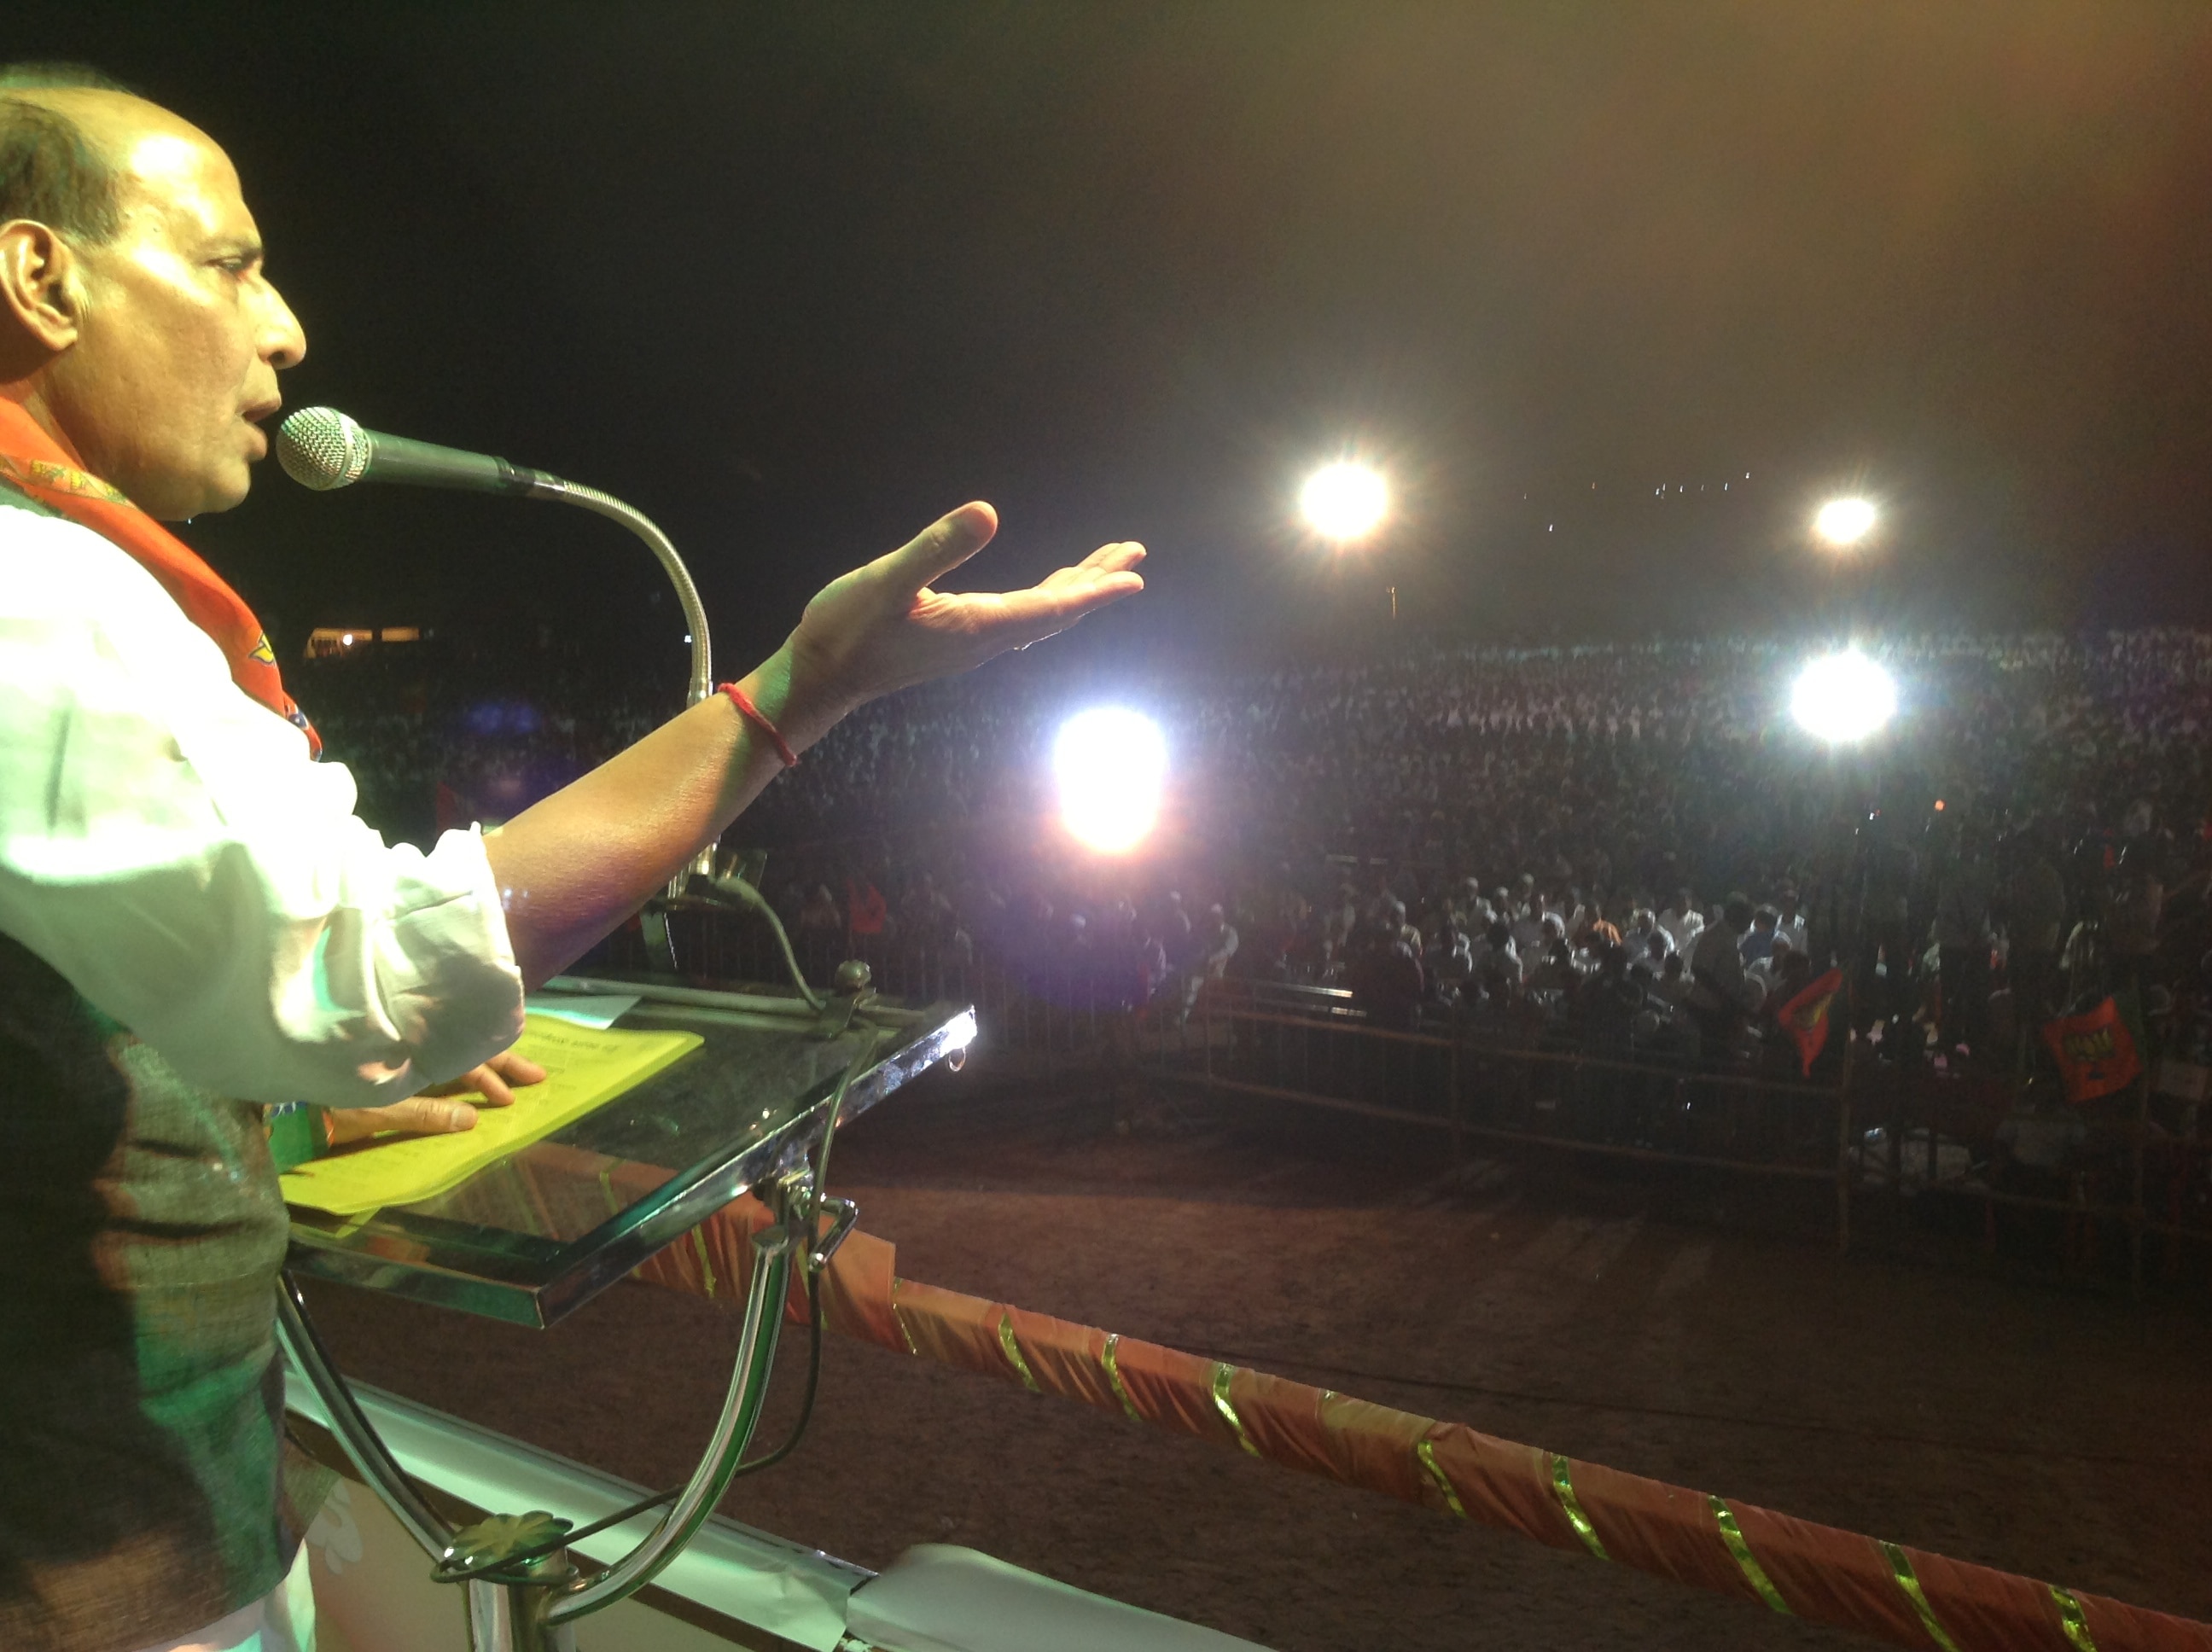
{"left": 632, "top": 1190, "right": 2212, "bottom": 1652}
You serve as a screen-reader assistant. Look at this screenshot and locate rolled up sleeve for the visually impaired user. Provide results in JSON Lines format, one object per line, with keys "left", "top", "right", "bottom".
{"left": 0, "top": 520, "right": 524, "bottom": 1106}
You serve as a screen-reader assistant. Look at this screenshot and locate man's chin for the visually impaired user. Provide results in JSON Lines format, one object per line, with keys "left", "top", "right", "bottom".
{"left": 147, "top": 469, "right": 253, "bottom": 523}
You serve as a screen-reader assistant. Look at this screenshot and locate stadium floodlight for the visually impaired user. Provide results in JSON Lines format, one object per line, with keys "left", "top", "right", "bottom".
{"left": 1813, "top": 496, "right": 1878, "bottom": 548}
{"left": 1300, "top": 461, "right": 1390, "bottom": 542}
{"left": 1053, "top": 707, "right": 1167, "bottom": 853}
{"left": 1790, "top": 650, "right": 1897, "bottom": 743}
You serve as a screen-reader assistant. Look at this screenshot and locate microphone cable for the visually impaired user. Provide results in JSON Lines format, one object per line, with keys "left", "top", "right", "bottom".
{"left": 432, "top": 1271, "right": 827, "bottom": 1588}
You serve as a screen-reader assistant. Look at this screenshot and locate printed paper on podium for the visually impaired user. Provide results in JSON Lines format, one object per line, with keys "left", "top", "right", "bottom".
{"left": 279, "top": 1015, "right": 703, "bottom": 1219}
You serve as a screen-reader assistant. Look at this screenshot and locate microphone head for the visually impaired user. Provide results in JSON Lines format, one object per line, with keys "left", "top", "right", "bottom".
{"left": 276, "top": 406, "right": 370, "bottom": 491}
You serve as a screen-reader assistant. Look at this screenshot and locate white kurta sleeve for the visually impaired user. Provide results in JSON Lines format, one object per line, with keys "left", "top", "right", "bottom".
{"left": 0, "top": 513, "right": 525, "bottom": 1106}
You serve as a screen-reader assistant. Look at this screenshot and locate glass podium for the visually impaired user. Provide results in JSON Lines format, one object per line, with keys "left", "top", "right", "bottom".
{"left": 279, "top": 969, "right": 976, "bottom": 1649}
{"left": 286, "top": 974, "right": 974, "bottom": 1328}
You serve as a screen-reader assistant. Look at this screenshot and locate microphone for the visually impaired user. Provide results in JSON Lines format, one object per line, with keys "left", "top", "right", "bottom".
{"left": 276, "top": 405, "right": 560, "bottom": 496}
{"left": 276, "top": 401, "right": 717, "bottom": 718}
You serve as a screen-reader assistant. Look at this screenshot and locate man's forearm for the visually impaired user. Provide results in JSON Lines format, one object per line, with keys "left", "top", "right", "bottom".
{"left": 482, "top": 643, "right": 847, "bottom": 987}
{"left": 477, "top": 504, "right": 1144, "bottom": 988}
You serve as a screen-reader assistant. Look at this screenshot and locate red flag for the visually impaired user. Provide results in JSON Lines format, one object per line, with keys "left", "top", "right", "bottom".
{"left": 846, "top": 875, "right": 888, "bottom": 938}
{"left": 2040, "top": 998, "right": 2141, "bottom": 1104}
{"left": 1777, "top": 968, "right": 1844, "bottom": 1075}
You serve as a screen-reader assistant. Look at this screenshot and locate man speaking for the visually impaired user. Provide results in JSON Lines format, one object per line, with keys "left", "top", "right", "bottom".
{"left": 0, "top": 64, "right": 1144, "bottom": 1651}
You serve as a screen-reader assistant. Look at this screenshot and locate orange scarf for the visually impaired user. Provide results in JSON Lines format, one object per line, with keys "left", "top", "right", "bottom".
{"left": 0, "top": 398, "right": 318, "bottom": 755}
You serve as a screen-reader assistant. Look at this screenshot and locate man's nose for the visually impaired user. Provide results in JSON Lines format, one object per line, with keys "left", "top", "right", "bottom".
{"left": 258, "top": 278, "right": 307, "bottom": 369}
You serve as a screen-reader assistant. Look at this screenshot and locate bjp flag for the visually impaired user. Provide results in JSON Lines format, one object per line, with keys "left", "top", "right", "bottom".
{"left": 1778, "top": 968, "right": 1845, "bottom": 1075}
{"left": 2040, "top": 998, "right": 2142, "bottom": 1105}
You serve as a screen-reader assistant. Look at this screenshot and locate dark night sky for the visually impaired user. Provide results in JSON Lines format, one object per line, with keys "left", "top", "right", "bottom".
{"left": 25, "top": 2, "right": 2212, "bottom": 665}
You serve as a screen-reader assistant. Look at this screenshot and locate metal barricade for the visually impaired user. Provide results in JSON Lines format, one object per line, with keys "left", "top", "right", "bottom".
{"left": 584, "top": 913, "right": 2212, "bottom": 1285}
{"left": 1147, "top": 981, "right": 1852, "bottom": 1242}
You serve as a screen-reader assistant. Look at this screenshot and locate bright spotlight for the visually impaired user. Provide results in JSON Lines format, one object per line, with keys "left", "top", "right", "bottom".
{"left": 1790, "top": 651, "right": 1897, "bottom": 743}
{"left": 1053, "top": 707, "right": 1167, "bottom": 853}
{"left": 1813, "top": 496, "right": 1878, "bottom": 547}
{"left": 1301, "top": 462, "right": 1390, "bottom": 541}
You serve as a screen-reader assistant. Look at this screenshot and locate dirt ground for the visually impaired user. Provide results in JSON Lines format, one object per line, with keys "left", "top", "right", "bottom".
{"left": 301, "top": 1073, "right": 2212, "bottom": 1651}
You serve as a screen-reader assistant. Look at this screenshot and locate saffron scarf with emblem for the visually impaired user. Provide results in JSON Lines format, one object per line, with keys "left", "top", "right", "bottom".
{"left": 0, "top": 396, "right": 319, "bottom": 754}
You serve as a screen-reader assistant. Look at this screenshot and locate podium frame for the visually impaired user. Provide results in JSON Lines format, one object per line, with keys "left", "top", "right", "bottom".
{"left": 279, "top": 973, "right": 975, "bottom": 1649}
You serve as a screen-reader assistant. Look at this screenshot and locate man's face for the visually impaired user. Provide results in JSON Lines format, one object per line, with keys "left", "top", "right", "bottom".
{"left": 40, "top": 97, "right": 305, "bottom": 520}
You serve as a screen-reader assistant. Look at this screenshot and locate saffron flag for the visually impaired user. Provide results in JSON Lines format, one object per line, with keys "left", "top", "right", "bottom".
{"left": 2040, "top": 998, "right": 2142, "bottom": 1105}
{"left": 1778, "top": 967, "right": 1844, "bottom": 1075}
{"left": 847, "top": 875, "right": 888, "bottom": 937}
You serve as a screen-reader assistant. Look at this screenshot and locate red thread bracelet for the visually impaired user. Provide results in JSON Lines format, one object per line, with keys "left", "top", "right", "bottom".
{"left": 719, "top": 682, "right": 799, "bottom": 768}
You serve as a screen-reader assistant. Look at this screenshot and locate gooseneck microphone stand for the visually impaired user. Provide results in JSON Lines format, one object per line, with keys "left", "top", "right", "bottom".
{"left": 275, "top": 405, "right": 713, "bottom": 709}
{"left": 530, "top": 478, "right": 714, "bottom": 711}
{"left": 272, "top": 413, "right": 825, "bottom": 1649}
{"left": 276, "top": 405, "right": 719, "bottom": 960}
{"left": 524, "top": 476, "right": 720, "bottom": 963}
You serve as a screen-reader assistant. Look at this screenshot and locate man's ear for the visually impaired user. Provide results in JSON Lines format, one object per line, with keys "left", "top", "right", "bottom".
{"left": 0, "top": 220, "right": 85, "bottom": 360}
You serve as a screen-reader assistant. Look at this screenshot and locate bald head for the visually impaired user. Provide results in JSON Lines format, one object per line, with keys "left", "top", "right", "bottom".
{"left": 3, "top": 79, "right": 236, "bottom": 246}
{"left": 32, "top": 88, "right": 237, "bottom": 224}
{"left": 0, "top": 67, "right": 305, "bottom": 518}
{"left": 0, "top": 62, "right": 150, "bottom": 244}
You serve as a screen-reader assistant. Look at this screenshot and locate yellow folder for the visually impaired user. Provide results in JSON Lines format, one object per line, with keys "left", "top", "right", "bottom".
{"left": 279, "top": 1014, "right": 703, "bottom": 1219}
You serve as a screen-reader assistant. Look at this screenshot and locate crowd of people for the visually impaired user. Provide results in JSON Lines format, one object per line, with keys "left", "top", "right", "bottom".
{"left": 296, "top": 645, "right": 674, "bottom": 846}
{"left": 309, "top": 630, "right": 2212, "bottom": 1090}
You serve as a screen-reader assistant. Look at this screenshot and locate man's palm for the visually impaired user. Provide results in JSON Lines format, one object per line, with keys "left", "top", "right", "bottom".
{"left": 788, "top": 503, "right": 1144, "bottom": 713}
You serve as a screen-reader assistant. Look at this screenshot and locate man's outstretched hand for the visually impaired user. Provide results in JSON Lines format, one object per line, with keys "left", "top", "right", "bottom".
{"left": 479, "top": 504, "right": 1142, "bottom": 992}
{"left": 323, "top": 1048, "right": 549, "bottom": 1144}
{"left": 781, "top": 503, "right": 1144, "bottom": 729}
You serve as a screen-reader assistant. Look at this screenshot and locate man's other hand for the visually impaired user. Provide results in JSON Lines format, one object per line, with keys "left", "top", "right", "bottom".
{"left": 783, "top": 503, "right": 1144, "bottom": 724}
{"left": 323, "top": 1049, "right": 549, "bottom": 1143}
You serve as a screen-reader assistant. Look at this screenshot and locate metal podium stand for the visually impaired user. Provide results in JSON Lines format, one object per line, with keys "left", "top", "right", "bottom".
{"left": 278, "top": 970, "right": 976, "bottom": 1651}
